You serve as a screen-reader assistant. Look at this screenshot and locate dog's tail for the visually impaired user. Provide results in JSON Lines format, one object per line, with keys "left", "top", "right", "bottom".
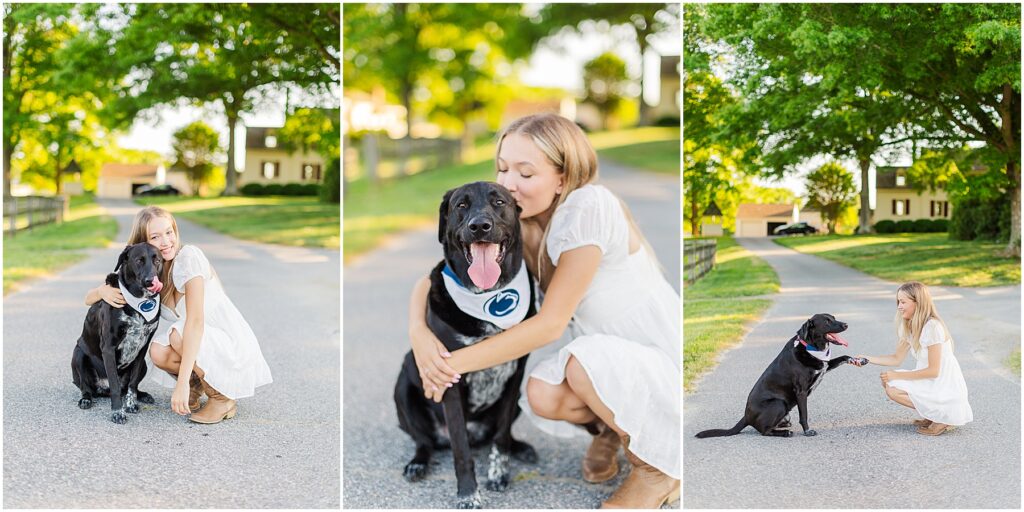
{"left": 695, "top": 418, "right": 747, "bottom": 438}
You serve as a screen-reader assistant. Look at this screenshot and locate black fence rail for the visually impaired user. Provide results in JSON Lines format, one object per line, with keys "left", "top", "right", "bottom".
{"left": 3, "top": 196, "right": 65, "bottom": 235}
{"left": 684, "top": 238, "right": 717, "bottom": 284}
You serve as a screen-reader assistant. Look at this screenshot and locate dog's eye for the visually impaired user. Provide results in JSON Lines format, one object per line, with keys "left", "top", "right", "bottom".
{"left": 495, "top": 199, "right": 505, "bottom": 206}
{"left": 456, "top": 202, "right": 468, "bottom": 209}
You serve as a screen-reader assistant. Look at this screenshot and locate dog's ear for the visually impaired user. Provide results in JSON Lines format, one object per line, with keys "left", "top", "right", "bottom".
{"left": 114, "top": 246, "right": 131, "bottom": 271}
{"left": 797, "top": 319, "right": 811, "bottom": 342}
{"left": 438, "top": 188, "right": 455, "bottom": 244}
{"left": 105, "top": 273, "right": 118, "bottom": 287}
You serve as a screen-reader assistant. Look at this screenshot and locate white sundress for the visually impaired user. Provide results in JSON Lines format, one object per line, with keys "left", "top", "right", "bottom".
{"left": 146, "top": 245, "right": 272, "bottom": 400}
{"left": 520, "top": 184, "right": 681, "bottom": 480}
{"left": 888, "top": 319, "right": 973, "bottom": 426}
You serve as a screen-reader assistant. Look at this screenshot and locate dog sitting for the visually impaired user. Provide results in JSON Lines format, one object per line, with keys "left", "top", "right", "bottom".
{"left": 696, "top": 313, "right": 857, "bottom": 438}
{"left": 72, "top": 243, "right": 163, "bottom": 424}
{"left": 394, "top": 181, "right": 538, "bottom": 509}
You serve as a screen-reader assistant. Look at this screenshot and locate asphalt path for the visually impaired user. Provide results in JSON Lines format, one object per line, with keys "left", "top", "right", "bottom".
{"left": 3, "top": 199, "right": 340, "bottom": 508}
{"left": 342, "top": 162, "right": 680, "bottom": 508}
{"left": 683, "top": 237, "right": 1021, "bottom": 508}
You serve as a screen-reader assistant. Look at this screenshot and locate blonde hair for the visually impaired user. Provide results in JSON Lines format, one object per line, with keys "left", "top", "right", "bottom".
{"left": 127, "top": 206, "right": 180, "bottom": 305}
{"left": 895, "top": 281, "right": 953, "bottom": 353}
{"left": 495, "top": 113, "right": 658, "bottom": 288}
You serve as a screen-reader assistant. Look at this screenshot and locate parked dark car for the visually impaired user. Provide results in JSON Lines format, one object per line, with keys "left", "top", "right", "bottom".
{"left": 135, "top": 184, "right": 181, "bottom": 196}
{"left": 773, "top": 222, "right": 818, "bottom": 236}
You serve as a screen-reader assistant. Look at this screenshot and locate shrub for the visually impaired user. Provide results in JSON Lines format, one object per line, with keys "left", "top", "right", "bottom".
{"left": 264, "top": 183, "right": 285, "bottom": 196}
{"left": 240, "top": 183, "right": 265, "bottom": 196}
{"left": 320, "top": 158, "right": 340, "bottom": 203}
{"left": 874, "top": 220, "right": 896, "bottom": 233}
{"left": 912, "top": 218, "right": 933, "bottom": 233}
{"left": 950, "top": 194, "right": 1011, "bottom": 241}
{"left": 931, "top": 218, "right": 950, "bottom": 233}
{"left": 895, "top": 220, "right": 916, "bottom": 233}
{"left": 282, "top": 183, "right": 305, "bottom": 196}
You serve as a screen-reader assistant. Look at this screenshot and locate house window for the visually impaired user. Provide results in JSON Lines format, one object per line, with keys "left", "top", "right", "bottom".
{"left": 302, "top": 163, "right": 321, "bottom": 181}
{"left": 265, "top": 135, "right": 277, "bottom": 148}
{"left": 893, "top": 199, "right": 910, "bottom": 216}
{"left": 261, "top": 161, "right": 280, "bottom": 179}
{"left": 931, "top": 200, "right": 949, "bottom": 218}
{"left": 896, "top": 175, "right": 906, "bottom": 187}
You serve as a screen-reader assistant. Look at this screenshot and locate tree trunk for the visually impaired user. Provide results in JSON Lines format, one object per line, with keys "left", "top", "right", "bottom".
{"left": 223, "top": 112, "right": 239, "bottom": 196}
{"left": 689, "top": 200, "right": 700, "bottom": 236}
{"left": 53, "top": 142, "right": 63, "bottom": 195}
{"left": 1007, "top": 160, "right": 1020, "bottom": 257}
{"left": 857, "top": 158, "right": 871, "bottom": 234}
{"left": 3, "top": 140, "right": 12, "bottom": 197}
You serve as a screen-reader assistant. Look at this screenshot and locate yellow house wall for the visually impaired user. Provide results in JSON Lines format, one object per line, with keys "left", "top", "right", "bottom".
{"left": 241, "top": 148, "right": 326, "bottom": 184}
{"left": 874, "top": 188, "right": 951, "bottom": 223}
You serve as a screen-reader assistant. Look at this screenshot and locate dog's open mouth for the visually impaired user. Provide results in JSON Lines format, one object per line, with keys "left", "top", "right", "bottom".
{"left": 463, "top": 240, "right": 507, "bottom": 290}
{"left": 826, "top": 332, "right": 848, "bottom": 346}
{"left": 146, "top": 276, "right": 163, "bottom": 296}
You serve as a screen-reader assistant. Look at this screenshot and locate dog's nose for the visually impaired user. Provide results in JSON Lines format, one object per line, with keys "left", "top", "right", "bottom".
{"left": 468, "top": 218, "right": 492, "bottom": 233}
{"left": 143, "top": 277, "right": 154, "bottom": 287}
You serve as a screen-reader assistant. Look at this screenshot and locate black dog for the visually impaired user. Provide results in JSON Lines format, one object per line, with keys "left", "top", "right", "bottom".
{"left": 696, "top": 313, "right": 857, "bottom": 438}
{"left": 72, "top": 243, "right": 163, "bottom": 424}
{"left": 394, "top": 181, "right": 538, "bottom": 509}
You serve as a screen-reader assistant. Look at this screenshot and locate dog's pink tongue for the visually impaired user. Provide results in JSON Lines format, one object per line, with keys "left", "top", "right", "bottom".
{"left": 467, "top": 242, "right": 501, "bottom": 290}
{"left": 147, "top": 276, "right": 163, "bottom": 294}
{"left": 829, "top": 332, "right": 849, "bottom": 347}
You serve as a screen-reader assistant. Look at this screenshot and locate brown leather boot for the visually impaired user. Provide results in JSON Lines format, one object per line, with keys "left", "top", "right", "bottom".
{"left": 188, "top": 373, "right": 204, "bottom": 412}
{"left": 188, "top": 378, "right": 237, "bottom": 424}
{"left": 600, "top": 437, "right": 680, "bottom": 509}
{"left": 583, "top": 421, "right": 621, "bottom": 483}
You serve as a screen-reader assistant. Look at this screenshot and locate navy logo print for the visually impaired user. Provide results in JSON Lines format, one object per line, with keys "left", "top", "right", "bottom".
{"left": 484, "top": 290, "right": 520, "bottom": 317}
{"left": 140, "top": 299, "right": 157, "bottom": 313}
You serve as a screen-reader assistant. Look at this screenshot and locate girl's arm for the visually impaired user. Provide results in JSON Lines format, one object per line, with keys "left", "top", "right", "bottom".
{"left": 883, "top": 344, "right": 942, "bottom": 382}
{"left": 427, "top": 245, "right": 603, "bottom": 402}
{"left": 171, "top": 277, "right": 205, "bottom": 415}
{"left": 409, "top": 274, "right": 458, "bottom": 393}
{"left": 85, "top": 283, "right": 125, "bottom": 308}
{"left": 858, "top": 342, "right": 910, "bottom": 367}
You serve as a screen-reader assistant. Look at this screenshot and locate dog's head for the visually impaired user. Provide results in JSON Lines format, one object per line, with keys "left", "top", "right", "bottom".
{"left": 439, "top": 182, "right": 523, "bottom": 292}
{"left": 797, "top": 313, "right": 849, "bottom": 349}
{"left": 115, "top": 243, "right": 164, "bottom": 299}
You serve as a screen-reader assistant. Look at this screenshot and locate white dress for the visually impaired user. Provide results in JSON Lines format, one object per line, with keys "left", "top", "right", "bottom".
{"left": 146, "top": 245, "right": 272, "bottom": 400}
{"left": 520, "top": 184, "right": 681, "bottom": 479}
{"left": 888, "top": 319, "right": 973, "bottom": 426}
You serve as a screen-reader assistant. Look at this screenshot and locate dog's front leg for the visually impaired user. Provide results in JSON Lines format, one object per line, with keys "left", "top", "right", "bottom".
{"left": 486, "top": 363, "right": 527, "bottom": 492}
{"left": 826, "top": 355, "right": 852, "bottom": 372}
{"left": 795, "top": 391, "right": 815, "bottom": 436}
{"left": 98, "top": 313, "right": 127, "bottom": 424}
{"left": 441, "top": 385, "right": 481, "bottom": 509}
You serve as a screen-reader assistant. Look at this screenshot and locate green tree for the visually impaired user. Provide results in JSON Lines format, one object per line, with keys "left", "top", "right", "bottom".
{"left": 77, "top": 3, "right": 337, "bottom": 196}
{"left": 804, "top": 162, "right": 858, "bottom": 234}
{"left": 583, "top": 52, "right": 630, "bottom": 129}
{"left": 171, "top": 121, "right": 222, "bottom": 196}
{"left": 277, "top": 107, "right": 340, "bottom": 203}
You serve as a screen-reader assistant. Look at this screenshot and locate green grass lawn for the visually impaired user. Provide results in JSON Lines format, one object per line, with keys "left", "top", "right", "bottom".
{"left": 3, "top": 194, "right": 118, "bottom": 295}
{"left": 684, "top": 236, "right": 780, "bottom": 392}
{"left": 344, "top": 127, "right": 680, "bottom": 263}
{"left": 774, "top": 233, "right": 1020, "bottom": 287}
{"left": 598, "top": 140, "right": 680, "bottom": 175}
{"left": 1007, "top": 348, "right": 1021, "bottom": 377}
{"left": 137, "top": 196, "right": 339, "bottom": 249}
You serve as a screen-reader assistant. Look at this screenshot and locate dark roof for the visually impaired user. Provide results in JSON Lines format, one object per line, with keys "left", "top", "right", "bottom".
{"left": 876, "top": 166, "right": 919, "bottom": 189}
{"left": 702, "top": 201, "right": 722, "bottom": 216}
{"left": 246, "top": 127, "right": 281, "bottom": 150}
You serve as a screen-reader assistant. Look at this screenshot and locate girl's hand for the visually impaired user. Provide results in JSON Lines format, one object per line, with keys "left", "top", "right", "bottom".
{"left": 411, "top": 325, "right": 459, "bottom": 396}
{"left": 880, "top": 371, "right": 892, "bottom": 387}
{"left": 171, "top": 381, "right": 191, "bottom": 415}
{"left": 428, "top": 384, "right": 448, "bottom": 403}
{"left": 100, "top": 284, "right": 125, "bottom": 308}
{"left": 850, "top": 355, "right": 868, "bottom": 367}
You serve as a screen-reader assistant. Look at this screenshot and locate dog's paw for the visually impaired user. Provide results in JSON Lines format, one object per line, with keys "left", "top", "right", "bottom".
{"left": 511, "top": 440, "right": 538, "bottom": 464}
{"left": 96, "top": 387, "right": 110, "bottom": 397}
{"left": 455, "top": 491, "right": 482, "bottom": 509}
{"left": 125, "top": 403, "right": 140, "bottom": 414}
{"left": 803, "top": 429, "right": 817, "bottom": 437}
{"left": 403, "top": 462, "right": 427, "bottom": 482}
{"left": 486, "top": 475, "right": 510, "bottom": 492}
{"left": 136, "top": 391, "right": 155, "bottom": 404}
{"left": 78, "top": 398, "right": 94, "bottom": 410}
{"left": 110, "top": 410, "right": 128, "bottom": 424}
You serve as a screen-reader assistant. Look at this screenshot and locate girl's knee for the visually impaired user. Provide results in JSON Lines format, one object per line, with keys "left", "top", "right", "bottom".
{"left": 526, "top": 378, "right": 563, "bottom": 419}
{"left": 564, "top": 355, "right": 590, "bottom": 389}
{"left": 168, "top": 329, "right": 182, "bottom": 351}
{"left": 149, "top": 343, "right": 171, "bottom": 370}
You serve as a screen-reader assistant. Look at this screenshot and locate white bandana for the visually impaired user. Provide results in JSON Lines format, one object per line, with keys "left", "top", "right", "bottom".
{"left": 441, "top": 260, "right": 531, "bottom": 330}
{"left": 794, "top": 338, "right": 831, "bottom": 362}
{"left": 118, "top": 280, "right": 159, "bottom": 322}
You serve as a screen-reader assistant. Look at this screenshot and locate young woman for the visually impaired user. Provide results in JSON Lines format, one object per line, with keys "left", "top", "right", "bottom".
{"left": 85, "top": 206, "right": 272, "bottom": 424}
{"left": 409, "top": 114, "right": 680, "bottom": 508}
{"left": 855, "top": 281, "right": 973, "bottom": 435}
